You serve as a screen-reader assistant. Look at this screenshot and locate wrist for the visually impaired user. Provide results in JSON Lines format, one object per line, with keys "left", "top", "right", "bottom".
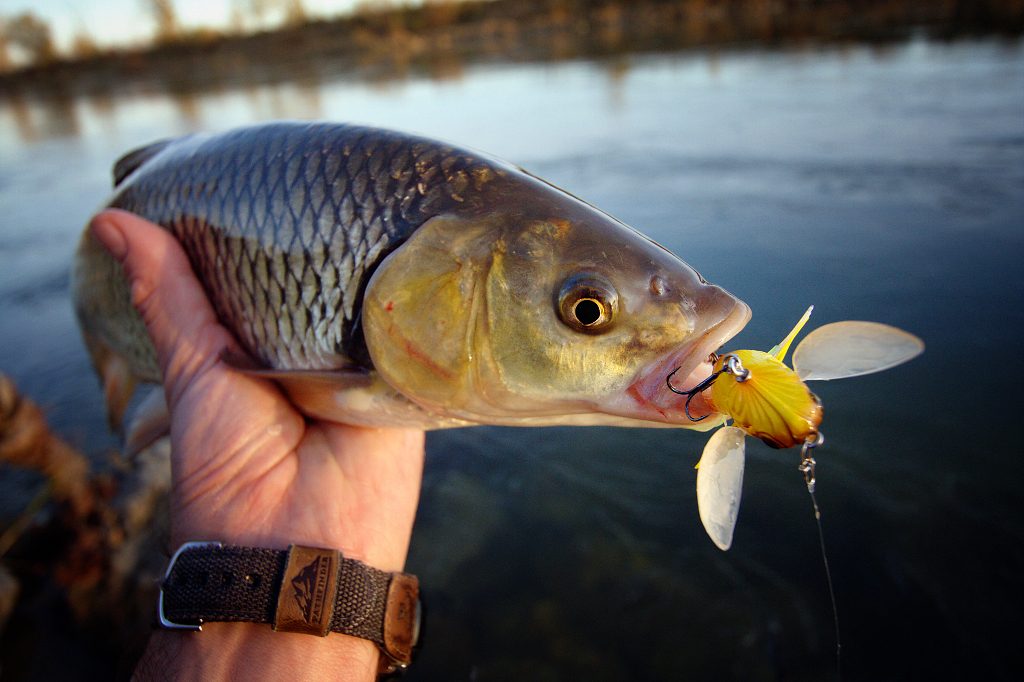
{"left": 167, "top": 426, "right": 426, "bottom": 572}
{"left": 154, "top": 542, "right": 420, "bottom": 678}
{"left": 137, "top": 623, "right": 380, "bottom": 682}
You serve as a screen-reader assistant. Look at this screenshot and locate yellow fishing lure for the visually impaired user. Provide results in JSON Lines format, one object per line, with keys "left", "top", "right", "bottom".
{"left": 676, "top": 306, "right": 924, "bottom": 551}
{"left": 706, "top": 306, "right": 821, "bottom": 449}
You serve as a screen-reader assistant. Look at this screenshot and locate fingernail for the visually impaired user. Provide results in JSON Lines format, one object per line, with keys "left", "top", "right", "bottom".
{"left": 91, "top": 217, "right": 127, "bottom": 259}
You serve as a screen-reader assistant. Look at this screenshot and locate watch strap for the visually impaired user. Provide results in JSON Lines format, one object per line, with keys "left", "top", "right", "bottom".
{"left": 159, "top": 543, "right": 419, "bottom": 670}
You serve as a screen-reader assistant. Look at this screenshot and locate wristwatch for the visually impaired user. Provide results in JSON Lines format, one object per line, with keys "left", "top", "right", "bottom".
{"left": 158, "top": 542, "right": 421, "bottom": 674}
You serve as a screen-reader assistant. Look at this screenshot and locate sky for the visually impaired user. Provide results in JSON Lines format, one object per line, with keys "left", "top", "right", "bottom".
{"left": 0, "top": 0, "right": 381, "bottom": 53}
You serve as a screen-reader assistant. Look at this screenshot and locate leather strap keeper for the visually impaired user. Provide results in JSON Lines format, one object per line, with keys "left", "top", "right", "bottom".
{"left": 274, "top": 545, "right": 342, "bottom": 636}
{"left": 159, "top": 543, "right": 420, "bottom": 669}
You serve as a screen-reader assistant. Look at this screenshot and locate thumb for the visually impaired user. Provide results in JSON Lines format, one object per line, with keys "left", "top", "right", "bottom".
{"left": 89, "top": 209, "right": 236, "bottom": 406}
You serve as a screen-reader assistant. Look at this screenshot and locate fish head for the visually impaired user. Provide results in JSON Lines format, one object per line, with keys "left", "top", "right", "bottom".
{"left": 363, "top": 200, "right": 750, "bottom": 428}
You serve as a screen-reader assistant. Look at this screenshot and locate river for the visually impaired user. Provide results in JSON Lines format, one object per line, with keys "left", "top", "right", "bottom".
{"left": 1, "top": 37, "right": 1022, "bottom": 680}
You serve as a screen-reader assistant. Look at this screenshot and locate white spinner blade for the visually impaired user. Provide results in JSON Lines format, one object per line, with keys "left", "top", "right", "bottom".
{"left": 696, "top": 426, "right": 746, "bottom": 551}
{"left": 793, "top": 321, "right": 924, "bottom": 381}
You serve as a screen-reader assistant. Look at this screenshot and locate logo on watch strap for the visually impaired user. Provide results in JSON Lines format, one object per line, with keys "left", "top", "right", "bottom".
{"left": 274, "top": 545, "right": 340, "bottom": 636}
{"left": 291, "top": 555, "right": 332, "bottom": 625}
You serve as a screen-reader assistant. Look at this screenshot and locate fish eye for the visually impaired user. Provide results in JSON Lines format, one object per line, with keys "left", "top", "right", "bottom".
{"left": 557, "top": 275, "right": 617, "bottom": 333}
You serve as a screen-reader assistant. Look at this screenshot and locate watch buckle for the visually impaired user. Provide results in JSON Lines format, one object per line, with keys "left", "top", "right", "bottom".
{"left": 158, "top": 540, "right": 223, "bottom": 631}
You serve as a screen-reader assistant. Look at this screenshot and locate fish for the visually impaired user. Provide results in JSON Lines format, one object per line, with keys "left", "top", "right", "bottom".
{"left": 72, "top": 121, "right": 751, "bottom": 441}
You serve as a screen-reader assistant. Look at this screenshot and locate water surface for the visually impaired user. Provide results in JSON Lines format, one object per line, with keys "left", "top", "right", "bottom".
{"left": 1, "top": 38, "right": 1022, "bottom": 680}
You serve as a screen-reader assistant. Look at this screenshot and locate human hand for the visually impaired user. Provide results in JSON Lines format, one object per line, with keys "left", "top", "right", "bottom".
{"left": 90, "top": 209, "right": 425, "bottom": 681}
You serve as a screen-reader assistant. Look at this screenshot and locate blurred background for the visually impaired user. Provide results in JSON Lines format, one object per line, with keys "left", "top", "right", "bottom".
{"left": 1, "top": 1, "right": 1023, "bottom": 679}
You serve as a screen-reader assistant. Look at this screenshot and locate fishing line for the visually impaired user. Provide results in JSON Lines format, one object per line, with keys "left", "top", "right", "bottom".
{"left": 799, "top": 435, "right": 842, "bottom": 679}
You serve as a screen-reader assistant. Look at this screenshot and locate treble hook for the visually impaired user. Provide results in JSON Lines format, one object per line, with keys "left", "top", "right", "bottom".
{"left": 666, "top": 353, "right": 751, "bottom": 422}
{"left": 665, "top": 365, "right": 721, "bottom": 422}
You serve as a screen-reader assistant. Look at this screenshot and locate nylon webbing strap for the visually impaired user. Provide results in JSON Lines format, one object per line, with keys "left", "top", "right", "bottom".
{"left": 159, "top": 543, "right": 418, "bottom": 667}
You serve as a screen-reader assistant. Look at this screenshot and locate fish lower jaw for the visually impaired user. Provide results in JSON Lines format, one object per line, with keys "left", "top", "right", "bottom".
{"left": 618, "top": 303, "right": 751, "bottom": 427}
{"left": 619, "top": 353, "right": 721, "bottom": 427}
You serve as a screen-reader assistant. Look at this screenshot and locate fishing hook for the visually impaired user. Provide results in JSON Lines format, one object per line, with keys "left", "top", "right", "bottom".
{"left": 666, "top": 353, "right": 754, "bottom": 422}
{"left": 665, "top": 365, "right": 721, "bottom": 422}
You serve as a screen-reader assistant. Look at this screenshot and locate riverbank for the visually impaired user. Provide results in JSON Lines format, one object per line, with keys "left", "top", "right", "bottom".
{"left": 2, "top": 0, "right": 1022, "bottom": 99}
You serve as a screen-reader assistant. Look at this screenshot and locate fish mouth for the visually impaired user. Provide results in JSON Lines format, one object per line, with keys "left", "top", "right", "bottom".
{"left": 623, "top": 297, "right": 752, "bottom": 427}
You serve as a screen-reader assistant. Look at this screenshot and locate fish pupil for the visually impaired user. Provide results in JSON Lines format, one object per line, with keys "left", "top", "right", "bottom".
{"left": 556, "top": 274, "right": 616, "bottom": 333}
{"left": 574, "top": 298, "right": 603, "bottom": 326}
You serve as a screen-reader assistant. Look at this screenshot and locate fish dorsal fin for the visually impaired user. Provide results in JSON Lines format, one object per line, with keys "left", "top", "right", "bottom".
{"left": 113, "top": 138, "right": 174, "bottom": 187}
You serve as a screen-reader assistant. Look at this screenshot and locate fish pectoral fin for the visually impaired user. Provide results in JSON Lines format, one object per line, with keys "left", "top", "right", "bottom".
{"left": 220, "top": 350, "right": 460, "bottom": 428}
{"left": 219, "top": 347, "right": 268, "bottom": 373}
{"left": 82, "top": 330, "right": 138, "bottom": 432}
{"left": 124, "top": 387, "right": 170, "bottom": 459}
{"left": 220, "top": 349, "right": 372, "bottom": 385}
{"left": 221, "top": 350, "right": 376, "bottom": 416}
{"left": 227, "top": 365, "right": 373, "bottom": 386}
{"left": 112, "top": 138, "right": 175, "bottom": 187}
{"left": 242, "top": 366, "right": 393, "bottom": 426}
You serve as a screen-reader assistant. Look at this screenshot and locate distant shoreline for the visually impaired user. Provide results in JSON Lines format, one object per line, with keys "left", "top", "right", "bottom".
{"left": 2, "top": 0, "right": 1022, "bottom": 98}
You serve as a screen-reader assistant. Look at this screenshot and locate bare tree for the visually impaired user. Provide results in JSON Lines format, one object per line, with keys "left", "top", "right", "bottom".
{"left": 2, "top": 12, "right": 57, "bottom": 66}
{"left": 423, "top": 0, "right": 461, "bottom": 29}
{"left": 283, "top": 0, "right": 307, "bottom": 28}
{"left": 246, "top": 0, "right": 274, "bottom": 26}
{"left": 232, "top": 0, "right": 307, "bottom": 31}
{"left": 142, "top": 0, "right": 180, "bottom": 42}
{"left": 71, "top": 28, "right": 99, "bottom": 59}
{"left": 0, "top": 25, "right": 11, "bottom": 72}
{"left": 229, "top": 2, "right": 246, "bottom": 33}
{"left": 355, "top": 1, "right": 395, "bottom": 16}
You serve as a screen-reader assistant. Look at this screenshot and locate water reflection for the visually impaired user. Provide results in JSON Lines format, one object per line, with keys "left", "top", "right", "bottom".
{"left": 2, "top": 88, "right": 80, "bottom": 142}
{"left": 0, "top": 36, "right": 990, "bottom": 150}
{"left": 170, "top": 88, "right": 202, "bottom": 128}
{"left": 600, "top": 55, "right": 631, "bottom": 111}
{"left": 239, "top": 78, "right": 324, "bottom": 123}
{"left": 85, "top": 88, "right": 118, "bottom": 134}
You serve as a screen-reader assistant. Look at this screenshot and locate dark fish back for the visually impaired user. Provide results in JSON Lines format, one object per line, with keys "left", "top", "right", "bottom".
{"left": 109, "top": 122, "right": 508, "bottom": 370}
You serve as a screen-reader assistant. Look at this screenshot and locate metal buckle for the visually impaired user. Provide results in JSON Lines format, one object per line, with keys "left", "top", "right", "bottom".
{"left": 158, "top": 540, "right": 223, "bottom": 630}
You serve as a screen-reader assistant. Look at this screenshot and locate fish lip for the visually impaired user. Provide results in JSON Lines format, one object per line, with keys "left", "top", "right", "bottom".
{"left": 626, "top": 298, "right": 752, "bottom": 425}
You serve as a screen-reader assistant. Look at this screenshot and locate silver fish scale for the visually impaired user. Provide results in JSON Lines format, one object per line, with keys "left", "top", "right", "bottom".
{"left": 109, "top": 122, "right": 505, "bottom": 370}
